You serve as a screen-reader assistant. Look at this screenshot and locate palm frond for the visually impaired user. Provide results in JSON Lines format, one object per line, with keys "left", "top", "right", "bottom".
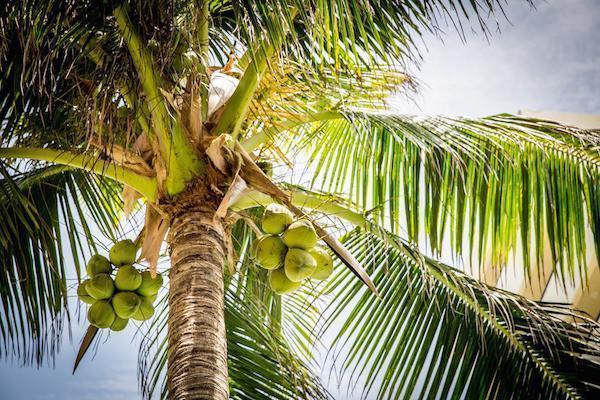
{"left": 0, "top": 162, "right": 122, "bottom": 365}
{"left": 323, "top": 227, "right": 600, "bottom": 400}
{"left": 213, "top": 0, "right": 534, "bottom": 73}
{"left": 1, "top": 0, "right": 534, "bottom": 150}
{"left": 284, "top": 111, "right": 600, "bottom": 285}
{"left": 241, "top": 65, "right": 413, "bottom": 151}
{"left": 0, "top": 1, "right": 127, "bottom": 147}
{"left": 228, "top": 288, "right": 328, "bottom": 400}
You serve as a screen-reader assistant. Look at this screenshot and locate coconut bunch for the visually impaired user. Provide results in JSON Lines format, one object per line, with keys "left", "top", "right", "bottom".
{"left": 252, "top": 204, "right": 334, "bottom": 295}
{"left": 77, "top": 240, "right": 163, "bottom": 331}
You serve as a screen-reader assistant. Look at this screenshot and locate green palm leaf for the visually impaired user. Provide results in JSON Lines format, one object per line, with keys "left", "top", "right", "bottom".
{"left": 1, "top": 1, "right": 533, "bottom": 148}
{"left": 281, "top": 111, "right": 600, "bottom": 284}
{"left": 0, "top": 163, "right": 122, "bottom": 364}
{"left": 323, "top": 227, "right": 600, "bottom": 399}
{"left": 213, "top": 0, "right": 533, "bottom": 71}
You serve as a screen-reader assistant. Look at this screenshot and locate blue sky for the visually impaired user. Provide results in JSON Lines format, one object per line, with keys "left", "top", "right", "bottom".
{"left": 1, "top": 1, "right": 599, "bottom": 399}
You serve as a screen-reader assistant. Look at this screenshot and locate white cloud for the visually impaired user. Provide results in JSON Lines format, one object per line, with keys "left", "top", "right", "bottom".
{"left": 390, "top": 0, "right": 600, "bottom": 117}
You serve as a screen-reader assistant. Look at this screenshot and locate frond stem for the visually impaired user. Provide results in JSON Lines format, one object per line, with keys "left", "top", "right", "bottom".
{"left": 114, "top": 4, "right": 203, "bottom": 195}
{"left": 231, "top": 188, "right": 365, "bottom": 228}
{"left": 0, "top": 147, "right": 157, "bottom": 201}
{"left": 196, "top": 0, "right": 210, "bottom": 120}
{"left": 213, "top": 9, "right": 298, "bottom": 142}
{"left": 241, "top": 110, "right": 342, "bottom": 151}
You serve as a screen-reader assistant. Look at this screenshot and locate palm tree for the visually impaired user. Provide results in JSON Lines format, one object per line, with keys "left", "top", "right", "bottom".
{"left": 1, "top": 0, "right": 599, "bottom": 399}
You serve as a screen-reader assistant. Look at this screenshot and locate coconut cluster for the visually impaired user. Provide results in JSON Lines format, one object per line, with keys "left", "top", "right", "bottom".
{"left": 77, "top": 240, "right": 163, "bottom": 331}
{"left": 252, "top": 204, "right": 334, "bottom": 295}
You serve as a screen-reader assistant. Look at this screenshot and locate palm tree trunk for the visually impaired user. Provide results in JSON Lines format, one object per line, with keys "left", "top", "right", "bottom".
{"left": 167, "top": 200, "right": 228, "bottom": 399}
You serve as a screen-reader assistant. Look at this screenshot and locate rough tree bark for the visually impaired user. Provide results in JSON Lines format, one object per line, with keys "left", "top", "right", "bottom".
{"left": 167, "top": 186, "right": 228, "bottom": 400}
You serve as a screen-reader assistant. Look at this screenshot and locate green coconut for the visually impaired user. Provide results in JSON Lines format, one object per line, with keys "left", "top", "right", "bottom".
{"left": 144, "top": 293, "right": 158, "bottom": 303}
{"left": 131, "top": 297, "right": 155, "bottom": 321}
{"left": 309, "top": 246, "right": 334, "bottom": 280}
{"left": 115, "top": 265, "right": 142, "bottom": 291}
{"left": 282, "top": 220, "right": 318, "bottom": 250}
{"left": 77, "top": 280, "right": 96, "bottom": 305}
{"left": 250, "top": 235, "right": 261, "bottom": 259}
{"left": 261, "top": 204, "right": 294, "bottom": 234}
{"left": 270, "top": 268, "right": 302, "bottom": 294}
{"left": 253, "top": 235, "right": 287, "bottom": 270}
{"left": 136, "top": 271, "right": 163, "bottom": 297}
{"left": 86, "top": 254, "right": 112, "bottom": 276}
{"left": 86, "top": 273, "right": 115, "bottom": 300}
{"left": 110, "top": 316, "right": 129, "bottom": 332}
{"left": 109, "top": 239, "right": 138, "bottom": 266}
{"left": 284, "top": 248, "right": 317, "bottom": 282}
{"left": 87, "top": 300, "right": 116, "bottom": 329}
{"left": 112, "top": 291, "right": 142, "bottom": 319}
